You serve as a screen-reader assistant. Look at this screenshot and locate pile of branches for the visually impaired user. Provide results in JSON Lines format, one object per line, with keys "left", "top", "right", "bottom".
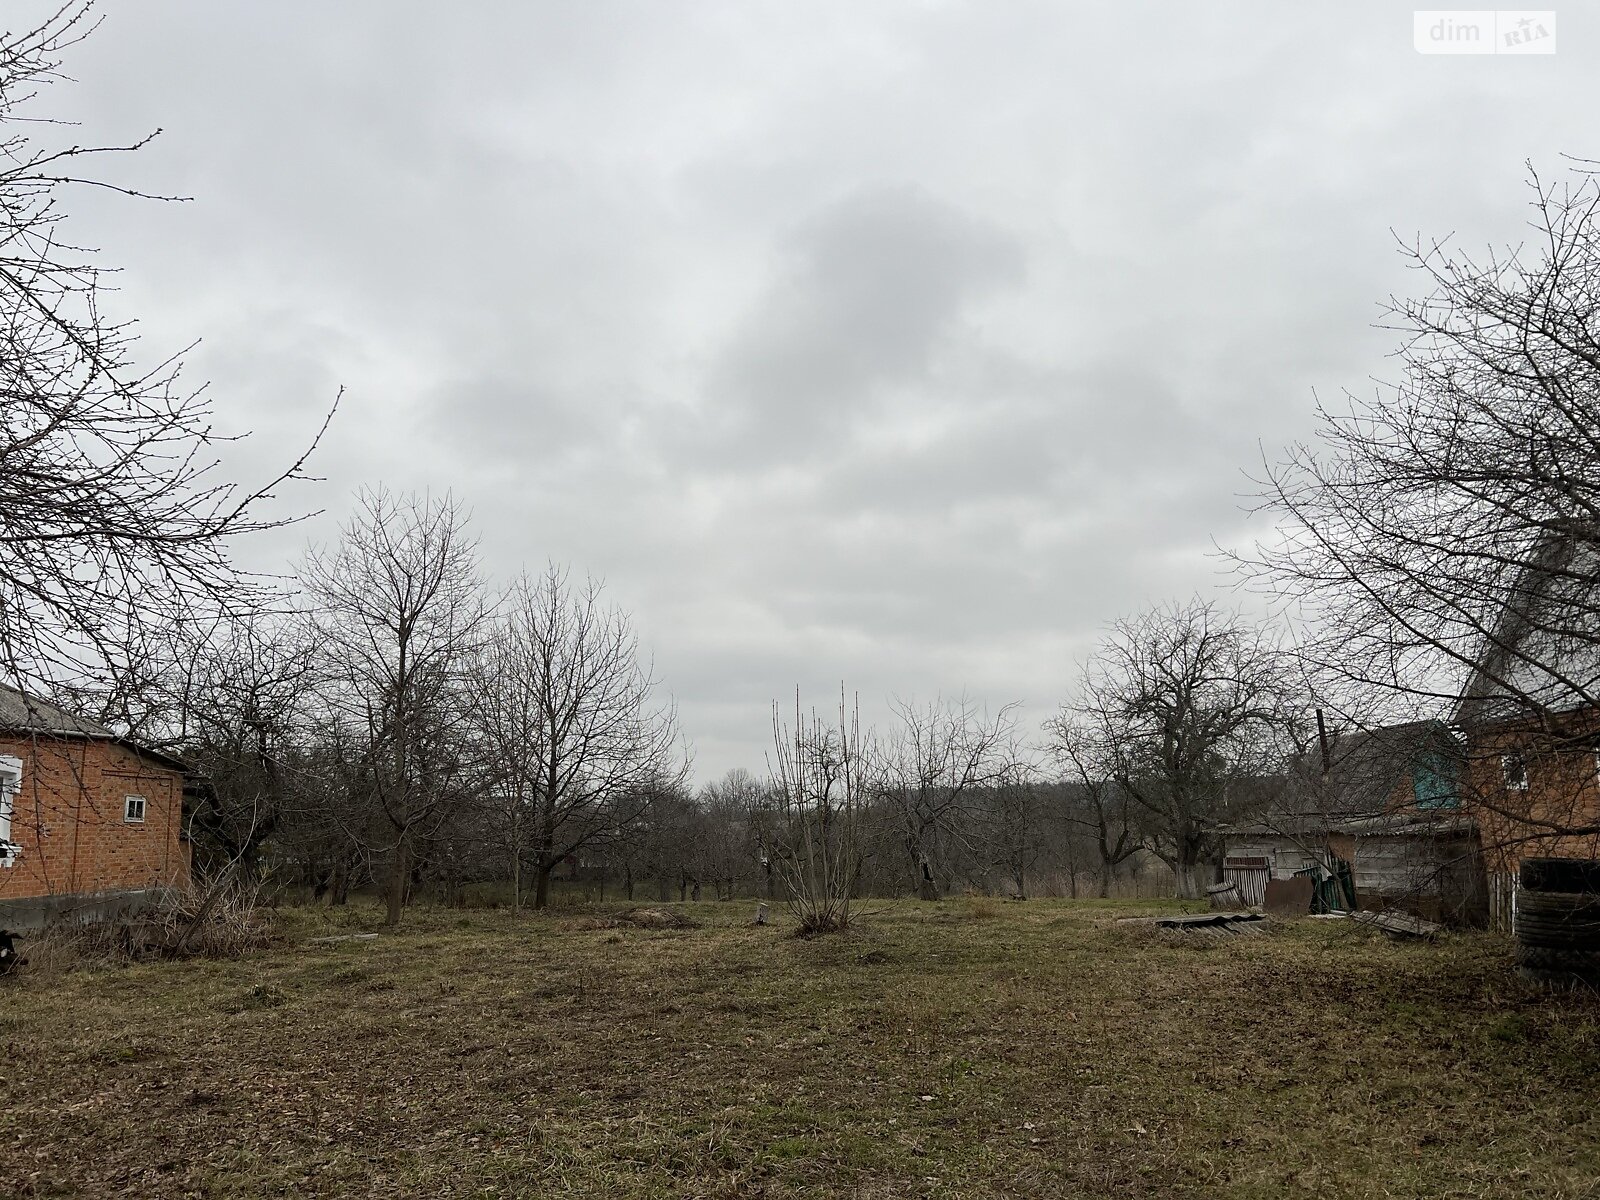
{"left": 22, "top": 880, "right": 277, "bottom": 972}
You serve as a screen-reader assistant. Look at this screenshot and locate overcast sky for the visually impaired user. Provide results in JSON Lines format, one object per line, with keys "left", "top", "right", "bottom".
{"left": 27, "top": 2, "right": 1595, "bottom": 781}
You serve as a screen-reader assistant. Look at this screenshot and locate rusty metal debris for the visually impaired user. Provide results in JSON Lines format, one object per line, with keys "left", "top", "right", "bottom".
{"left": 1349, "top": 910, "right": 1441, "bottom": 940}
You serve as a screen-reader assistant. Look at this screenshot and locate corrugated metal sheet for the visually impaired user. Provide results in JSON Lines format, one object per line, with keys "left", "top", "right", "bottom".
{"left": 0, "top": 686, "right": 113, "bottom": 737}
{"left": 1226, "top": 837, "right": 1320, "bottom": 880}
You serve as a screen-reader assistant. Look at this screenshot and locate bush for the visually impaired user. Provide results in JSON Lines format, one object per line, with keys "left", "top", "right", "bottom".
{"left": 151, "top": 881, "right": 279, "bottom": 958}
{"left": 16, "top": 881, "right": 278, "bottom": 975}
{"left": 792, "top": 911, "right": 849, "bottom": 939}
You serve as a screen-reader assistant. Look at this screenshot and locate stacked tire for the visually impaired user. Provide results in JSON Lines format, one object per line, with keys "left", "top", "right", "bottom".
{"left": 1515, "top": 857, "right": 1600, "bottom": 988}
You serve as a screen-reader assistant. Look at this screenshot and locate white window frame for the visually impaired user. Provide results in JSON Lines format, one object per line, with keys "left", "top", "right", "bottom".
{"left": 0, "top": 755, "right": 21, "bottom": 866}
{"left": 123, "top": 794, "right": 147, "bottom": 824}
{"left": 1501, "top": 754, "right": 1529, "bottom": 792}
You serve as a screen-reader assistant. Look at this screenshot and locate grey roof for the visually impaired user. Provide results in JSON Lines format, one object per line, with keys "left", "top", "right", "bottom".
{"left": 1328, "top": 810, "right": 1477, "bottom": 838}
{"left": 1227, "top": 805, "right": 1476, "bottom": 841}
{"left": 1276, "top": 720, "right": 1462, "bottom": 819}
{"left": 1456, "top": 535, "right": 1600, "bottom": 727}
{"left": 0, "top": 686, "right": 116, "bottom": 739}
{"left": 1219, "top": 721, "right": 1468, "bottom": 843}
{"left": 1325, "top": 721, "right": 1459, "bottom": 809}
{"left": 0, "top": 686, "right": 187, "bottom": 772}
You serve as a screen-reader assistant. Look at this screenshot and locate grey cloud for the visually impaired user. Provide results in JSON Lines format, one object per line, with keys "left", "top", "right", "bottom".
{"left": 425, "top": 377, "right": 604, "bottom": 467}
{"left": 701, "top": 186, "right": 1026, "bottom": 458}
{"left": 22, "top": 0, "right": 1597, "bottom": 781}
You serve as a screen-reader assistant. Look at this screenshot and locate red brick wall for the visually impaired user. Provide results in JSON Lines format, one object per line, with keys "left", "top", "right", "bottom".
{"left": 1467, "top": 716, "right": 1600, "bottom": 875}
{"left": 0, "top": 735, "right": 188, "bottom": 901}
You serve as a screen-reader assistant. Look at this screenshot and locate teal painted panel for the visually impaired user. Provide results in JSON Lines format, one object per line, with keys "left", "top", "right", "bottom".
{"left": 1414, "top": 753, "right": 1459, "bottom": 810}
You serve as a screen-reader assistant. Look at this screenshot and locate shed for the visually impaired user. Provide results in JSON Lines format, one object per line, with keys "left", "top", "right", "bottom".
{"left": 1222, "top": 720, "right": 1486, "bottom": 924}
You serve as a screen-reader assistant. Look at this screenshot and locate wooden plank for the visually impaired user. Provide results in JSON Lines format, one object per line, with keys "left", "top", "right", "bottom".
{"left": 1349, "top": 910, "right": 1441, "bottom": 940}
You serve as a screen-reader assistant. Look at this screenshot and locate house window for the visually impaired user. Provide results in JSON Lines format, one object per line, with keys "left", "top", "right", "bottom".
{"left": 0, "top": 755, "right": 20, "bottom": 866}
{"left": 124, "top": 795, "right": 147, "bottom": 824}
{"left": 1501, "top": 755, "right": 1529, "bottom": 791}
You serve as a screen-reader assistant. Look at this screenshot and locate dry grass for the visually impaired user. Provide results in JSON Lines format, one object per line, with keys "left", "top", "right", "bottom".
{"left": 17, "top": 883, "right": 278, "bottom": 973}
{"left": 964, "top": 894, "right": 1003, "bottom": 920}
{"left": 1, "top": 898, "right": 1597, "bottom": 1198}
{"left": 557, "top": 906, "right": 702, "bottom": 932}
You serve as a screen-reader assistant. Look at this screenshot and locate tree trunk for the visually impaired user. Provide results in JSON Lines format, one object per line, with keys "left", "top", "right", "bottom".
{"left": 917, "top": 858, "right": 939, "bottom": 901}
{"left": 385, "top": 838, "right": 409, "bottom": 926}
{"left": 330, "top": 855, "right": 351, "bottom": 906}
{"left": 311, "top": 859, "right": 329, "bottom": 904}
{"left": 1098, "top": 860, "right": 1112, "bottom": 899}
{"left": 533, "top": 858, "right": 555, "bottom": 909}
{"left": 1174, "top": 858, "right": 1206, "bottom": 900}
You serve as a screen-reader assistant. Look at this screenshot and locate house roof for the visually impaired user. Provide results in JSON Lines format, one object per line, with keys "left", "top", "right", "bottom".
{"left": 1280, "top": 720, "right": 1462, "bottom": 820}
{"left": 1327, "top": 810, "right": 1478, "bottom": 838}
{"left": 1228, "top": 808, "right": 1477, "bottom": 840}
{"left": 1455, "top": 534, "right": 1600, "bottom": 727}
{"left": 1222, "top": 721, "right": 1464, "bottom": 842}
{"left": 0, "top": 686, "right": 118, "bottom": 739}
{"left": 0, "top": 686, "right": 188, "bottom": 772}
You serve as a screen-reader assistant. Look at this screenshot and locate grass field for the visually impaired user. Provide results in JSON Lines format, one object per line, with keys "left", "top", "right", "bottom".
{"left": 2, "top": 898, "right": 1598, "bottom": 1199}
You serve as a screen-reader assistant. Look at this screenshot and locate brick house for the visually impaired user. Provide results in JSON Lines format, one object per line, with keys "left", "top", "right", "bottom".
{"left": 1454, "top": 536, "right": 1600, "bottom": 929}
{"left": 0, "top": 687, "right": 190, "bottom": 928}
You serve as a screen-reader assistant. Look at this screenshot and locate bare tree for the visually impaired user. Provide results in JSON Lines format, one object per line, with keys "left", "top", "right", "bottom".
{"left": 767, "top": 689, "right": 871, "bottom": 935}
{"left": 285, "top": 724, "right": 371, "bottom": 907}
{"left": 1238, "top": 160, "right": 1600, "bottom": 875}
{"left": 1042, "top": 712, "right": 1144, "bottom": 897}
{"left": 986, "top": 776, "right": 1048, "bottom": 899}
{"left": 469, "top": 621, "right": 546, "bottom": 909}
{"left": 602, "top": 777, "right": 687, "bottom": 902}
{"left": 304, "top": 488, "right": 488, "bottom": 925}
{"left": 0, "top": 5, "right": 329, "bottom": 695}
{"left": 480, "top": 565, "right": 683, "bottom": 910}
{"left": 698, "top": 768, "right": 770, "bottom": 899}
{"left": 1069, "top": 600, "right": 1301, "bottom": 898}
{"left": 164, "top": 614, "right": 315, "bottom": 881}
{"left": 879, "top": 696, "right": 1024, "bottom": 899}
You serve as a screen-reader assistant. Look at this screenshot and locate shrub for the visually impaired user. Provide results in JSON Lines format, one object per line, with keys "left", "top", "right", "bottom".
{"left": 16, "top": 880, "right": 277, "bottom": 976}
